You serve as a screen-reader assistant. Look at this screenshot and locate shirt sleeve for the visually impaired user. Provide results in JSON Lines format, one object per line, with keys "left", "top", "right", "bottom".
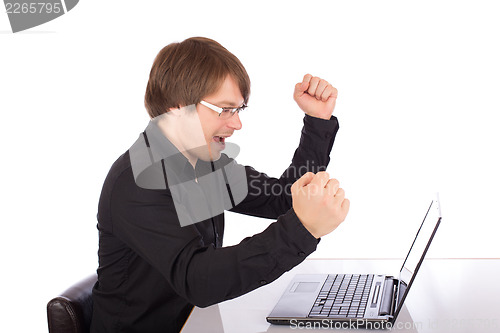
{"left": 109, "top": 173, "right": 318, "bottom": 308}
{"left": 230, "top": 114, "right": 339, "bottom": 219}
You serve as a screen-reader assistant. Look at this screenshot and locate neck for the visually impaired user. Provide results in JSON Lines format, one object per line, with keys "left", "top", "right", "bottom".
{"left": 155, "top": 115, "right": 199, "bottom": 169}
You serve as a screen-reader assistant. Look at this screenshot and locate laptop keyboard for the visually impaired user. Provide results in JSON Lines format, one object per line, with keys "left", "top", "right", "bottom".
{"left": 308, "top": 274, "right": 374, "bottom": 318}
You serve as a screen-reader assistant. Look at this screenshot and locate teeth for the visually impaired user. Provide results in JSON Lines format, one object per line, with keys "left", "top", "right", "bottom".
{"left": 213, "top": 136, "right": 228, "bottom": 143}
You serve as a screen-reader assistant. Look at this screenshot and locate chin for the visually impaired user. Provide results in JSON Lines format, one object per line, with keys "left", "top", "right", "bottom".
{"left": 196, "top": 145, "right": 221, "bottom": 162}
{"left": 211, "top": 152, "right": 222, "bottom": 161}
{"left": 201, "top": 152, "right": 221, "bottom": 162}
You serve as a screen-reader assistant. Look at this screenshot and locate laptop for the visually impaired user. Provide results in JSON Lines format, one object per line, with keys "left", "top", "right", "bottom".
{"left": 267, "top": 195, "right": 442, "bottom": 328}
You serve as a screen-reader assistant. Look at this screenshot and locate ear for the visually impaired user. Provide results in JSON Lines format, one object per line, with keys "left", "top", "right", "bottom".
{"left": 167, "top": 107, "right": 183, "bottom": 117}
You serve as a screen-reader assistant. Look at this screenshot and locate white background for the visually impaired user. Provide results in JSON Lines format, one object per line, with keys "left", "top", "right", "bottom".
{"left": 1, "top": 0, "right": 499, "bottom": 331}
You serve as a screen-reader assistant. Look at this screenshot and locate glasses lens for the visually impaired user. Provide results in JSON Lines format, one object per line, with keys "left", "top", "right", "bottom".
{"left": 218, "top": 105, "right": 246, "bottom": 118}
{"left": 219, "top": 109, "right": 235, "bottom": 118}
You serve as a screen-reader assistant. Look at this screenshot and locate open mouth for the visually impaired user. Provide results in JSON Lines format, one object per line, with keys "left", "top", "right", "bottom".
{"left": 213, "top": 136, "right": 226, "bottom": 144}
{"left": 212, "top": 135, "right": 231, "bottom": 151}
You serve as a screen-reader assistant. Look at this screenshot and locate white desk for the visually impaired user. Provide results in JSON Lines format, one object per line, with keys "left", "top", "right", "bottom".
{"left": 181, "top": 258, "right": 500, "bottom": 332}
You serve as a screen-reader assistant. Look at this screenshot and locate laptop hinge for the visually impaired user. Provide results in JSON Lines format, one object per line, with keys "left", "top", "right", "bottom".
{"left": 379, "top": 276, "right": 396, "bottom": 317}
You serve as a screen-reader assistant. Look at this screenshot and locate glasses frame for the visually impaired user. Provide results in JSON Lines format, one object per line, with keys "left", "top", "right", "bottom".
{"left": 199, "top": 100, "right": 247, "bottom": 117}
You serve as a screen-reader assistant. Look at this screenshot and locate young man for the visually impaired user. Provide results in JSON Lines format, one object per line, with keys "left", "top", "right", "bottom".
{"left": 91, "top": 37, "right": 349, "bottom": 333}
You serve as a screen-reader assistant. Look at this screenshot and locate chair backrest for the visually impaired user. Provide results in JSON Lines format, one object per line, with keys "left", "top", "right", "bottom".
{"left": 47, "top": 274, "right": 97, "bottom": 333}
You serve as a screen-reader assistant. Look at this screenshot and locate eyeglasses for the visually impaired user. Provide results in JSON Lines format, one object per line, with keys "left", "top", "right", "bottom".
{"left": 199, "top": 100, "right": 247, "bottom": 118}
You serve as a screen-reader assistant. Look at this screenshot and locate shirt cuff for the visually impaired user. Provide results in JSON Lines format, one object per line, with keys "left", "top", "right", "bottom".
{"left": 303, "top": 114, "right": 339, "bottom": 140}
{"left": 301, "top": 115, "right": 339, "bottom": 159}
{"left": 278, "top": 208, "right": 319, "bottom": 260}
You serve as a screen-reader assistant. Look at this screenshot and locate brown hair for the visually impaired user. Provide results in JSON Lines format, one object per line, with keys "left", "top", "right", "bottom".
{"left": 144, "top": 37, "right": 251, "bottom": 118}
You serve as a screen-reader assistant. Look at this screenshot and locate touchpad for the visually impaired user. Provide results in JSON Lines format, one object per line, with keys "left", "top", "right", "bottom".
{"left": 290, "top": 282, "right": 319, "bottom": 293}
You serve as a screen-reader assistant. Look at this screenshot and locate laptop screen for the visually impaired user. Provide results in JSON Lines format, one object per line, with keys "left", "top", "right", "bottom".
{"left": 394, "top": 196, "right": 442, "bottom": 318}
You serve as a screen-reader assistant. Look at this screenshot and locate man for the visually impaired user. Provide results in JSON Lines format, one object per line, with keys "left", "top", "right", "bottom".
{"left": 91, "top": 37, "right": 349, "bottom": 333}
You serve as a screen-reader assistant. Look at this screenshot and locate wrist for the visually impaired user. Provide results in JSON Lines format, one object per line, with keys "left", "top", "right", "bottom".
{"left": 305, "top": 112, "right": 332, "bottom": 121}
{"left": 292, "top": 209, "right": 321, "bottom": 239}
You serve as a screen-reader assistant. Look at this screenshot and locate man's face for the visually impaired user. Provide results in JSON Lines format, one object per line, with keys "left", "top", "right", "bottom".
{"left": 196, "top": 75, "right": 244, "bottom": 161}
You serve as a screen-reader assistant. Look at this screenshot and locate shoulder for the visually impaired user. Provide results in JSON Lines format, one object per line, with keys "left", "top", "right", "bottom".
{"left": 97, "top": 151, "right": 171, "bottom": 228}
{"left": 100, "top": 151, "right": 135, "bottom": 195}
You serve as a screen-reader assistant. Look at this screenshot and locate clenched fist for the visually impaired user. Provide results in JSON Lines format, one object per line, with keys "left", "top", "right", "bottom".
{"left": 291, "top": 171, "right": 350, "bottom": 238}
{"left": 293, "top": 74, "right": 338, "bottom": 120}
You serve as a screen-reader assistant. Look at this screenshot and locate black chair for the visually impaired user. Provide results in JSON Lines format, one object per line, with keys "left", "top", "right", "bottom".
{"left": 47, "top": 274, "right": 97, "bottom": 333}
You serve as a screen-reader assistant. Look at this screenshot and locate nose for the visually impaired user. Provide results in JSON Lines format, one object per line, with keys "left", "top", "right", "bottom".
{"left": 227, "top": 112, "right": 242, "bottom": 130}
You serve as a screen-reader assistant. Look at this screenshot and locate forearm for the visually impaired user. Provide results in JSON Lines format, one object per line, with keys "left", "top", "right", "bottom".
{"left": 231, "top": 114, "right": 339, "bottom": 218}
{"left": 171, "top": 209, "right": 318, "bottom": 307}
{"left": 283, "top": 114, "right": 339, "bottom": 181}
{"left": 111, "top": 183, "right": 318, "bottom": 309}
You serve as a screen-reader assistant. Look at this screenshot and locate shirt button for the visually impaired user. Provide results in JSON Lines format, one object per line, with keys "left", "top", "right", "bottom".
{"left": 298, "top": 251, "right": 306, "bottom": 257}
{"left": 260, "top": 280, "right": 267, "bottom": 285}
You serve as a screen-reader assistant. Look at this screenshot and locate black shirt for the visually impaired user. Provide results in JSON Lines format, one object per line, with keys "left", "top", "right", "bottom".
{"left": 90, "top": 114, "right": 339, "bottom": 333}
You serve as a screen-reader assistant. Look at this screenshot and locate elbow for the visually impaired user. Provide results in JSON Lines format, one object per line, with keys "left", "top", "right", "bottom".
{"left": 179, "top": 280, "right": 220, "bottom": 308}
{"left": 182, "top": 282, "right": 235, "bottom": 308}
{"left": 187, "top": 294, "right": 218, "bottom": 308}
{"left": 193, "top": 300, "right": 216, "bottom": 309}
